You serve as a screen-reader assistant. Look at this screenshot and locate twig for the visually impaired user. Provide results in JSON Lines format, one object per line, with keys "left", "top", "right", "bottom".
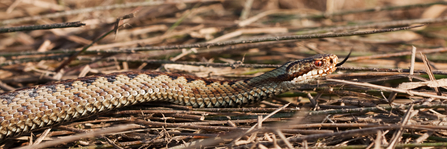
{"left": 309, "top": 104, "right": 447, "bottom": 115}
{"left": 419, "top": 52, "right": 441, "bottom": 96}
{"left": 337, "top": 67, "right": 447, "bottom": 75}
{"left": 0, "top": 0, "right": 222, "bottom": 25}
{"left": 326, "top": 78, "right": 447, "bottom": 100}
{"left": 54, "top": 13, "right": 135, "bottom": 72}
{"left": 347, "top": 47, "right": 447, "bottom": 61}
{"left": 239, "top": 0, "right": 254, "bottom": 20}
{"left": 289, "top": 1, "right": 447, "bottom": 21}
{"left": 32, "top": 128, "right": 51, "bottom": 145}
{"left": 0, "top": 80, "right": 16, "bottom": 91}
{"left": 182, "top": 103, "right": 291, "bottom": 148}
{"left": 0, "top": 21, "right": 85, "bottom": 33}
{"left": 387, "top": 104, "right": 414, "bottom": 149}
{"left": 18, "top": 124, "right": 141, "bottom": 149}
{"left": 246, "top": 126, "right": 403, "bottom": 148}
{"left": 0, "top": 25, "right": 423, "bottom": 58}
{"left": 0, "top": 40, "right": 295, "bottom": 57}
{"left": 164, "top": 3, "right": 201, "bottom": 34}
{"left": 295, "top": 15, "right": 447, "bottom": 35}
{"left": 83, "top": 57, "right": 283, "bottom": 68}
{"left": 274, "top": 129, "right": 294, "bottom": 148}
{"left": 409, "top": 46, "right": 417, "bottom": 81}
{"left": 91, "top": 24, "right": 424, "bottom": 51}
{"left": 194, "top": 107, "right": 299, "bottom": 112}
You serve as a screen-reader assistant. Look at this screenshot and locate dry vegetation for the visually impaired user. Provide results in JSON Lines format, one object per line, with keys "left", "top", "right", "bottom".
{"left": 1, "top": 0, "right": 447, "bottom": 148}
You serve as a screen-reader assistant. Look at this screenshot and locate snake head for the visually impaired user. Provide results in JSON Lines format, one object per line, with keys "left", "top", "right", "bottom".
{"left": 285, "top": 54, "right": 338, "bottom": 84}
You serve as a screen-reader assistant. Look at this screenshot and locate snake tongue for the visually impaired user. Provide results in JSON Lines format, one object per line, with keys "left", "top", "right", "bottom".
{"left": 336, "top": 50, "right": 352, "bottom": 67}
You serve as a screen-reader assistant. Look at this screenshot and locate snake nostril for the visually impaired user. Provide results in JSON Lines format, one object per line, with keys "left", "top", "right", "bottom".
{"left": 330, "top": 59, "right": 334, "bottom": 64}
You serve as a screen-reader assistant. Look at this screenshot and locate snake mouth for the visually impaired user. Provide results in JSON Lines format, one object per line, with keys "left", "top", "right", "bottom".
{"left": 290, "top": 66, "right": 335, "bottom": 83}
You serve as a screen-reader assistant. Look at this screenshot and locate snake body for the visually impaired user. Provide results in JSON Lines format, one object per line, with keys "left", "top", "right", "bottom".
{"left": 0, "top": 54, "right": 339, "bottom": 140}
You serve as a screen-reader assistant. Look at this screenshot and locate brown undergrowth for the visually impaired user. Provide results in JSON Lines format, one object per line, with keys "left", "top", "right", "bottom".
{"left": 1, "top": 0, "right": 447, "bottom": 148}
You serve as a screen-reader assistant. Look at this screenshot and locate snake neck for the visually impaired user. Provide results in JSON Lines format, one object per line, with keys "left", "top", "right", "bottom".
{"left": 229, "top": 62, "right": 320, "bottom": 105}
{"left": 219, "top": 66, "right": 292, "bottom": 105}
{"left": 243, "top": 64, "right": 296, "bottom": 91}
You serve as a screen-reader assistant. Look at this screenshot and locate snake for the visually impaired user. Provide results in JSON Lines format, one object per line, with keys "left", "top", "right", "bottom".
{"left": 0, "top": 53, "right": 348, "bottom": 141}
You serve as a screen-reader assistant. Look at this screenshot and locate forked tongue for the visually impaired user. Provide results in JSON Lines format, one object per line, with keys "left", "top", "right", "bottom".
{"left": 336, "top": 50, "right": 352, "bottom": 67}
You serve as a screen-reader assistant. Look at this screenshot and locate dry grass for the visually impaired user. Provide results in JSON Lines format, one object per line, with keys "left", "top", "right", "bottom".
{"left": 2, "top": 0, "right": 447, "bottom": 148}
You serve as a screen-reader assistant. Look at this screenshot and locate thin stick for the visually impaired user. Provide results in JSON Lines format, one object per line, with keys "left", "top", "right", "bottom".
{"left": 0, "top": 21, "right": 85, "bottom": 33}
{"left": 420, "top": 52, "right": 442, "bottom": 96}
{"left": 0, "top": 0, "right": 222, "bottom": 25}
{"left": 387, "top": 104, "right": 414, "bottom": 149}
{"left": 54, "top": 13, "right": 134, "bottom": 72}
{"left": 0, "top": 25, "right": 426, "bottom": 57}
{"left": 18, "top": 124, "right": 141, "bottom": 149}
{"left": 409, "top": 46, "right": 417, "bottom": 81}
{"left": 326, "top": 78, "right": 447, "bottom": 100}
{"left": 83, "top": 25, "right": 425, "bottom": 52}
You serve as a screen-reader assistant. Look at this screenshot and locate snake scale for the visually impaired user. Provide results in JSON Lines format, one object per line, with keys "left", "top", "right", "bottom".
{"left": 0, "top": 54, "right": 347, "bottom": 141}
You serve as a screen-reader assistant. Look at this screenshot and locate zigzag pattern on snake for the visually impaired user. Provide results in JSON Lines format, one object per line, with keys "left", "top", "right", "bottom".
{"left": 0, "top": 54, "right": 345, "bottom": 141}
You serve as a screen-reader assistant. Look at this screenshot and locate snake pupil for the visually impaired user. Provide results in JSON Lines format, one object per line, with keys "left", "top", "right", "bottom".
{"left": 314, "top": 60, "right": 323, "bottom": 67}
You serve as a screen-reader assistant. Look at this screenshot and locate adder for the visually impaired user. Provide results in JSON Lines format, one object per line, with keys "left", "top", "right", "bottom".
{"left": 0, "top": 53, "right": 349, "bottom": 141}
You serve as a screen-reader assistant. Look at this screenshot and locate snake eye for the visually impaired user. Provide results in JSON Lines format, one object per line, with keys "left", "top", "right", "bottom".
{"left": 314, "top": 60, "right": 323, "bottom": 67}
